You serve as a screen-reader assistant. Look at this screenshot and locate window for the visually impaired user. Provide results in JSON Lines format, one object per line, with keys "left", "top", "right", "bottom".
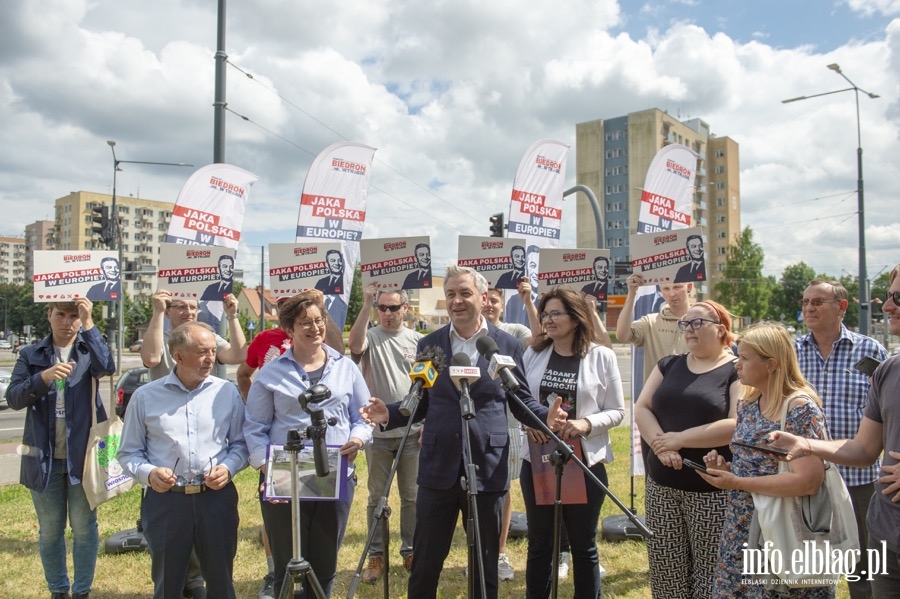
{"left": 716, "top": 215, "right": 726, "bottom": 223}
{"left": 715, "top": 165, "right": 725, "bottom": 174}
{"left": 605, "top": 148, "right": 621, "bottom": 159}
{"left": 717, "top": 247, "right": 727, "bottom": 256}
{"left": 607, "top": 202, "right": 624, "bottom": 212}
{"left": 716, "top": 182, "right": 726, "bottom": 190}
{"left": 717, "top": 231, "right": 727, "bottom": 239}
{"left": 715, "top": 148, "right": 725, "bottom": 158}
{"left": 717, "top": 263, "right": 725, "bottom": 272}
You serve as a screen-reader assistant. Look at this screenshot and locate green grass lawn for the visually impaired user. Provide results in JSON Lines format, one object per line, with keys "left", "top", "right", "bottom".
{"left": 0, "top": 425, "right": 850, "bottom": 598}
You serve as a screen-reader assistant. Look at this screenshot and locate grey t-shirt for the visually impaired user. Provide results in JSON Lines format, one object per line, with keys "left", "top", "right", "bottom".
{"left": 357, "top": 326, "right": 424, "bottom": 438}
{"left": 864, "top": 354, "right": 900, "bottom": 554}
{"left": 148, "top": 330, "right": 229, "bottom": 381}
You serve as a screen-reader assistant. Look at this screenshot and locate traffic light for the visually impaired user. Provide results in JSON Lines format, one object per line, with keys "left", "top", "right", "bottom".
{"left": 90, "top": 205, "right": 112, "bottom": 247}
{"left": 489, "top": 212, "right": 504, "bottom": 237}
{"left": 123, "top": 260, "right": 137, "bottom": 281}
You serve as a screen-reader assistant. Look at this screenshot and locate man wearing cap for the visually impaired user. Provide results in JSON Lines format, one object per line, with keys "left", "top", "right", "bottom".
{"left": 119, "top": 321, "right": 249, "bottom": 599}
{"left": 349, "top": 284, "right": 423, "bottom": 583}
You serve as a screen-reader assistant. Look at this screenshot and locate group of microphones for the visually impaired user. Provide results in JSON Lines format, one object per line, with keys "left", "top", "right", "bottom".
{"left": 296, "top": 383, "right": 335, "bottom": 478}
{"left": 397, "top": 336, "right": 523, "bottom": 420}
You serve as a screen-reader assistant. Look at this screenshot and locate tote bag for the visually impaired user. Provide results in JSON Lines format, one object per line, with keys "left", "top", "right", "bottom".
{"left": 748, "top": 393, "right": 859, "bottom": 589}
{"left": 82, "top": 378, "right": 135, "bottom": 509}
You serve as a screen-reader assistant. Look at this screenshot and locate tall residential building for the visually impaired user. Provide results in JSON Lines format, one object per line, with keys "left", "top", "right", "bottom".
{"left": 575, "top": 108, "right": 741, "bottom": 300}
{"left": 25, "top": 220, "right": 55, "bottom": 281}
{"left": 52, "top": 191, "right": 175, "bottom": 298}
{"left": 0, "top": 236, "right": 27, "bottom": 284}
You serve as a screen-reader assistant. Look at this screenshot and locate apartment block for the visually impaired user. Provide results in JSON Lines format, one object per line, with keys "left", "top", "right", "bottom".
{"left": 575, "top": 108, "right": 741, "bottom": 301}
{"left": 0, "top": 236, "right": 26, "bottom": 284}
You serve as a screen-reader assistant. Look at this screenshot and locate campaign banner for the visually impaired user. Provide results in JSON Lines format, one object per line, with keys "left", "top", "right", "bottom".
{"left": 33, "top": 250, "right": 120, "bottom": 302}
{"left": 457, "top": 236, "right": 528, "bottom": 290}
{"left": 629, "top": 226, "right": 706, "bottom": 285}
{"left": 629, "top": 143, "right": 698, "bottom": 476}
{"left": 503, "top": 139, "right": 569, "bottom": 325}
{"left": 636, "top": 144, "right": 696, "bottom": 233}
{"left": 295, "top": 142, "right": 377, "bottom": 329}
{"left": 165, "top": 164, "right": 258, "bottom": 249}
{"left": 537, "top": 248, "right": 612, "bottom": 300}
{"left": 268, "top": 242, "right": 344, "bottom": 296}
{"left": 156, "top": 243, "right": 237, "bottom": 300}
{"left": 360, "top": 236, "right": 432, "bottom": 291}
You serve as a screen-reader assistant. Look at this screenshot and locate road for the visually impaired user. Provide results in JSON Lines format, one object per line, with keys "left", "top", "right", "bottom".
{"left": 0, "top": 345, "right": 636, "bottom": 485}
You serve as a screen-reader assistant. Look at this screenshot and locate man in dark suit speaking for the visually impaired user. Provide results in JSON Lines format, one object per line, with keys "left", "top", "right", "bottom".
{"left": 315, "top": 249, "right": 345, "bottom": 295}
{"left": 200, "top": 254, "right": 235, "bottom": 301}
{"left": 674, "top": 234, "right": 706, "bottom": 283}
{"left": 361, "top": 265, "right": 565, "bottom": 599}
{"left": 86, "top": 256, "right": 121, "bottom": 301}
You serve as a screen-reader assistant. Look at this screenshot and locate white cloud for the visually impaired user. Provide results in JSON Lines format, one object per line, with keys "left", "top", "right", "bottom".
{"left": 1, "top": 0, "right": 899, "bottom": 289}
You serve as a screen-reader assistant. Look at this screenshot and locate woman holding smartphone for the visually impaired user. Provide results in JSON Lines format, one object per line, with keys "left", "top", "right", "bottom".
{"left": 633, "top": 300, "right": 740, "bottom": 598}
{"left": 520, "top": 288, "right": 624, "bottom": 598}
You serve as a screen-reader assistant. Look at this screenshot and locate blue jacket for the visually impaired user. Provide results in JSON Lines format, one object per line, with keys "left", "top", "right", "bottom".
{"left": 385, "top": 322, "right": 547, "bottom": 493}
{"left": 7, "top": 327, "right": 115, "bottom": 492}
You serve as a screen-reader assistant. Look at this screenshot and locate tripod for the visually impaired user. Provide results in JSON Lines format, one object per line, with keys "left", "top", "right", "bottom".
{"left": 347, "top": 413, "right": 420, "bottom": 598}
{"left": 278, "top": 430, "right": 328, "bottom": 599}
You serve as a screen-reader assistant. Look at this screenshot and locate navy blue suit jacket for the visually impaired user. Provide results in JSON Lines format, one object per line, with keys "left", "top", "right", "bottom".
{"left": 385, "top": 322, "right": 548, "bottom": 493}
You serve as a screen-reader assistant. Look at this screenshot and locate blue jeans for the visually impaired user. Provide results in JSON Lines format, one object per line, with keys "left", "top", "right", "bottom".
{"left": 30, "top": 459, "right": 99, "bottom": 595}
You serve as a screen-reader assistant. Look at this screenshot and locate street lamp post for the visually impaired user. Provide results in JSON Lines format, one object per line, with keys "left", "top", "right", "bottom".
{"left": 106, "top": 140, "right": 192, "bottom": 372}
{"left": 782, "top": 64, "right": 879, "bottom": 336}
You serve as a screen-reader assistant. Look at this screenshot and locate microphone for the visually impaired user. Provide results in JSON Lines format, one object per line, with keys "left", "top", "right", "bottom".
{"left": 449, "top": 353, "right": 480, "bottom": 420}
{"left": 475, "top": 336, "right": 520, "bottom": 392}
{"left": 448, "top": 353, "right": 480, "bottom": 394}
{"left": 298, "top": 384, "right": 332, "bottom": 477}
{"left": 399, "top": 346, "right": 446, "bottom": 416}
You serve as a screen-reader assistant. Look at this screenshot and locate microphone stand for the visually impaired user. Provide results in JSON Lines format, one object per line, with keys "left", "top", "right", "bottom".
{"left": 503, "top": 377, "right": 653, "bottom": 594}
{"left": 347, "top": 407, "right": 422, "bottom": 599}
{"left": 548, "top": 448, "right": 570, "bottom": 599}
{"left": 458, "top": 387, "right": 488, "bottom": 599}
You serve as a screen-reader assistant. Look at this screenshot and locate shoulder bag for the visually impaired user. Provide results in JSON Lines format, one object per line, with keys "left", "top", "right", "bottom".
{"left": 82, "top": 377, "right": 135, "bottom": 510}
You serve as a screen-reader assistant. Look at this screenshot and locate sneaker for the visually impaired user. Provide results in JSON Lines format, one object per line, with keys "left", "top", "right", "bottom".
{"left": 258, "top": 572, "right": 276, "bottom": 599}
{"left": 598, "top": 561, "right": 607, "bottom": 580}
{"left": 50, "top": 593, "right": 70, "bottom": 599}
{"left": 363, "top": 556, "right": 384, "bottom": 584}
{"left": 498, "top": 553, "right": 514, "bottom": 581}
{"left": 72, "top": 594, "right": 90, "bottom": 599}
{"left": 403, "top": 553, "right": 414, "bottom": 572}
{"left": 558, "top": 551, "right": 570, "bottom": 580}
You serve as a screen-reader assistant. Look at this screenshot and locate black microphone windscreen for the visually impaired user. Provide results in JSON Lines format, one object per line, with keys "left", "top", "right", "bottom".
{"left": 475, "top": 335, "right": 499, "bottom": 360}
{"left": 416, "top": 345, "right": 448, "bottom": 373}
{"left": 450, "top": 352, "right": 471, "bottom": 368}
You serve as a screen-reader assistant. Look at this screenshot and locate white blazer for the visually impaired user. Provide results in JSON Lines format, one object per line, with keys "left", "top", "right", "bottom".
{"left": 521, "top": 343, "right": 625, "bottom": 467}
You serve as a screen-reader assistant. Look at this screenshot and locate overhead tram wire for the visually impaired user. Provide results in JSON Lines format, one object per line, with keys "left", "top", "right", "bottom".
{"left": 742, "top": 189, "right": 857, "bottom": 214}
{"left": 224, "top": 106, "right": 474, "bottom": 236}
{"left": 226, "top": 59, "right": 484, "bottom": 228}
{"left": 750, "top": 211, "right": 856, "bottom": 231}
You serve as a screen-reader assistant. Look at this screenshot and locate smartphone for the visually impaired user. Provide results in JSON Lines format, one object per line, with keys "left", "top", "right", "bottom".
{"left": 732, "top": 440, "right": 789, "bottom": 457}
{"left": 682, "top": 459, "right": 708, "bottom": 473}
{"left": 854, "top": 356, "right": 882, "bottom": 377}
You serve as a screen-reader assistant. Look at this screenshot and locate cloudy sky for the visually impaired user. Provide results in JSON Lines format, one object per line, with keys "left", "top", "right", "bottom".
{"left": 2, "top": 0, "right": 898, "bottom": 287}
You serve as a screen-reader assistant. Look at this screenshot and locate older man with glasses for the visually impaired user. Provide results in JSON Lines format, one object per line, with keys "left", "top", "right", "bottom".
{"left": 348, "top": 284, "right": 424, "bottom": 583}
{"left": 119, "top": 322, "right": 249, "bottom": 599}
{"left": 794, "top": 278, "right": 887, "bottom": 599}
{"left": 140, "top": 289, "right": 247, "bottom": 598}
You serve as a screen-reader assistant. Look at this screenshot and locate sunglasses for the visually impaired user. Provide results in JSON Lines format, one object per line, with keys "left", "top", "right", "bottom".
{"left": 376, "top": 304, "right": 403, "bottom": 312}
{"left": 886, "top": 291, "right": 900, "bottom": 306}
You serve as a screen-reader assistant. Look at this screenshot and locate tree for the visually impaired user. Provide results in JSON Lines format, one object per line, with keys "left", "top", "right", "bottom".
{"left": 714, "top": 227, "right": 772, "bottom": 324}
{"left": 768, "top": 262, "right": 817, "bottom": 324}
{"left": 346, "top": 263, "right": 363, "bottom": 330}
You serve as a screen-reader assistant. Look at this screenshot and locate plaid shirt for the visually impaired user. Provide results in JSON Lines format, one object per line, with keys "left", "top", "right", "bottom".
{"left": 795, "top": 325, "right": 888, "bottom": 486}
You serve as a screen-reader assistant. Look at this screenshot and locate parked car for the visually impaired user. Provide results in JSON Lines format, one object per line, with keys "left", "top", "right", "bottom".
{"left": 129, "top": 339, "right": 143, "bottom": 352}
{"left": 114, "top": 367, "right": 149, "bottom": 417}
{"left": 0, "top": 368, "right": 10, "bottom": 408}
{"left": 0, "top": 339, "right": 11, "bottom": 350}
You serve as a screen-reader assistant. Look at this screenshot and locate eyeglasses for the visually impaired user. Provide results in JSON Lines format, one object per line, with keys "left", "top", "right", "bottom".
{"left": 677, "top": 318, "right": 721, "bottom": 332}
{"left": 540, "top": 310, "right": 569, "bottom": 322}
{"left": 799, "top": 298, "right": 839, "bottom": 308}
{"left": 168, "top": 303, "right": 198, "bottom": 312}
{"left": 885, "top": 291, "right": 900, "bottom": 306}
{"left": 376, "top": 304, "right": 403, "bottom": 312}
{"left": 172, "top": 457, "right": 211, "bottom": 486}
{"left": 298, "top": 317, "right": 326, "bottom": 329}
